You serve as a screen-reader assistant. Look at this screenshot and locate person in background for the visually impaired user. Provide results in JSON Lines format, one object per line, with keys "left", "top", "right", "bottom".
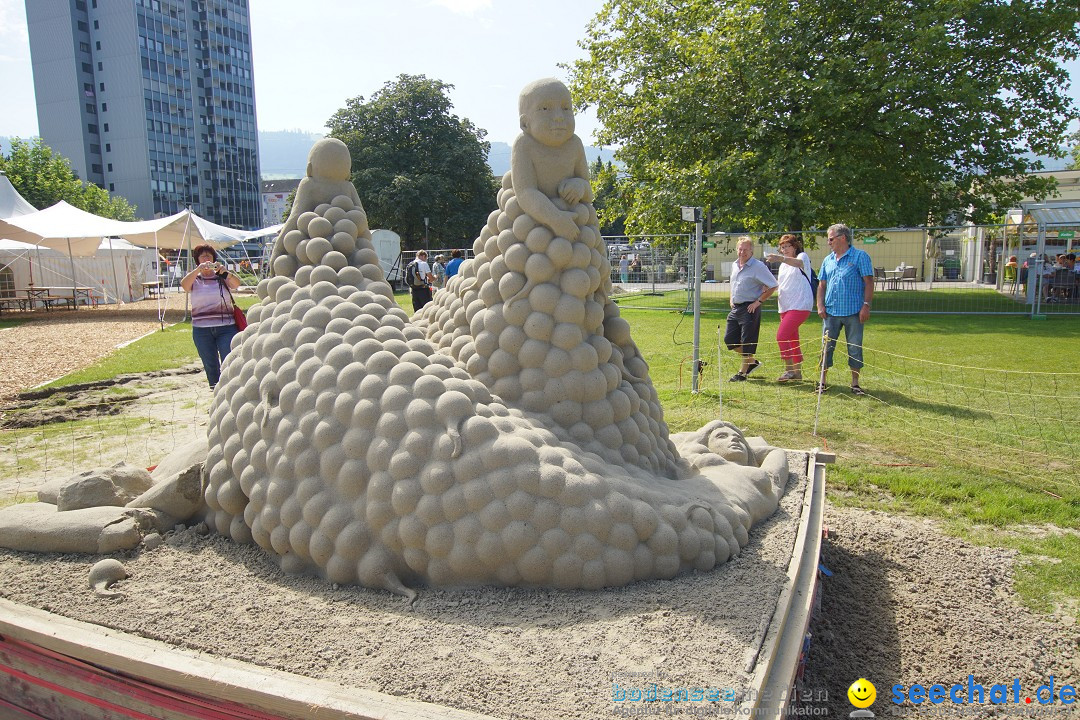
{"left": 816, "top": 224, "right": 874, "bottom": 396}
{"left": 445, "top": 249, "right": 464, "bottom": 279}
{"left": 408, "top": 249, "right": 436, "bottom": 311}
{"left": 181, "top": 243, "right": 242, "bottom": 389}
{"left": 766, "top": 234, "right": 813, "bottom": 382}
{"left": 619, "top": 255, "right": 630, "bottom": 284}
{"left": 724, "top": 236, "right": 777, "bottom": 382}
{"left": 432, "top": 254, "right": 447, "bottom": 288}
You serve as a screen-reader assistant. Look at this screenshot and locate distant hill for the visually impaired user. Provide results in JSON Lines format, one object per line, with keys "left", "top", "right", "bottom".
{"left": 256, "top": 132, "right": 618, "bottom": 180}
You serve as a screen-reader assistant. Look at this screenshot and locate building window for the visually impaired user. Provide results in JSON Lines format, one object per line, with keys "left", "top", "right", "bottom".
{"left": 93, "top": 20, "right": 99, "bottom": 29}
{"left": 95, "top": 41, "right": 101, "bottom": 50}
{"left": 109, "top": 183, "right": 114, "bottom": 192}
{"left": 91, "top": 164, "right": 103, "bottom": 174}
{"left": 79, "top": 42, "right": 90, "bottom": 53}
{"left": 90, "top": 144, "right": 100, "bottom": 154}
{"left": 105, "top": 143, "right": 111, "bottom": 152}
{"left": 99, "top": 82, "right": 105, "bottom": 91}
{"left": 85, "top": 103, "right": 96, "bottom": 114}
{"left": 107, "top": 163, "right": 113, "bottom": 172}
{"left": 88, "top": 123, "right": 98, "bottom": 134}
{"left": 97, "top": 62, "right": 103, "bottom": 71}
{"left": 82, "top": 62, "right": 93, "bottom": 73}
{"left": 75, "top": 0, "right": 86, "bottom": 9}
{"left": 78, "top": 21, "right": 89, "bottom": 31}
{"left": 101, "top": 102, "right": 107, "bottom": 112}
{"left": 103, "top": 123, "right": 109, "bottom": 132}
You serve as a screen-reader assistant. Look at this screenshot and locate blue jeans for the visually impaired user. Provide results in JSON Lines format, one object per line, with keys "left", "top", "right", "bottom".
{"left": 822, "top": 313, "right": 864, "bottom": 370}
{"left": 193, "top": 324, "right": 238, "bottom": 388}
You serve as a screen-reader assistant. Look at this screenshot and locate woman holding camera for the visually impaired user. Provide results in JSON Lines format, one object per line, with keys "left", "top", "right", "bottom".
{"left": 181, "top": 244, "right": 242, "bottom": 389}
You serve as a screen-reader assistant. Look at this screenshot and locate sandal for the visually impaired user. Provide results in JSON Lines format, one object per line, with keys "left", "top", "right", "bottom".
{"left": 850, "top": 384, "right": 866, "bottom": 396}
{"left": 777, "top": 371, "right": 802, "bottom": 383}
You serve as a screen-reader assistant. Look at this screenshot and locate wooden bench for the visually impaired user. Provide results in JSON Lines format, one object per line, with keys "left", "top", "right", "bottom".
{"left": 0, "top": 297, "right": 28, "bottom": 314}
{"left": 40, "top": 295, "right": 75, "bottom": 311}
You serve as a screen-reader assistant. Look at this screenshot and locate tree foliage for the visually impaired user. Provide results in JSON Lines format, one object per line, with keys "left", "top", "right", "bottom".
{"left": 0, "top": 137, "right": 137, "bottom": 220}
{"left": 590, "top": 157, "right": 627, "bottom": 237}
{"left": 570, "top": 0, "right": 1080, "bottom": 234}
{"left": 326, "top": 74, "right": 498, "bottom": 249}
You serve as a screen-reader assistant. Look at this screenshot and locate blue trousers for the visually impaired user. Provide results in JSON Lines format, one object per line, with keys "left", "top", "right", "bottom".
{"left": 193, "top": 324, "right": 238, "bottom": 388}
{"left": 822, "top": 313, "right": 865, "bottom": 370}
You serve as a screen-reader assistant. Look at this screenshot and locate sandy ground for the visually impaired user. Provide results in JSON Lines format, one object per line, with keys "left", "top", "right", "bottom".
{"left": 0, "top": 460, "right": 810, "bottom": 720}
{"left": 797, "top": 508, "right": 1079, "bottom": 718}
{"left": 0, "top": 309, "right": 1077, "bottom": 719}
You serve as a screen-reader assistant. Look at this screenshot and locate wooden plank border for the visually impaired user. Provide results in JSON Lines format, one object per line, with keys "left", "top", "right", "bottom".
{"left": 0, "top": 599, "right": 497, "bottom": 720}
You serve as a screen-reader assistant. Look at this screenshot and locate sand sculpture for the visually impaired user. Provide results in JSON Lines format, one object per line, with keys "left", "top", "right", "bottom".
{"left": 89, "top": 558, "right": 129, "bottom": 598}
{"left": 200, "top": 79, "right": 788, "bottom": 597}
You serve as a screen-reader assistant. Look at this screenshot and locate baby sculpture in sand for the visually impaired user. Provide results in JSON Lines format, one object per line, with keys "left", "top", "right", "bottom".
{"left": 202, "top": 79, "right": 787, "bottom": 598}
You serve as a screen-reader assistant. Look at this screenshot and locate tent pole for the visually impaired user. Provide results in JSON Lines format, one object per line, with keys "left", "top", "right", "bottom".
{"left": 108, "top": 236, "right": 122, "bottom": 304}
{"left": 66, "top": 238, "right": 78, "bottom": 306}
{"left": 183, "top": 210, "right": 193, "bottom": 323}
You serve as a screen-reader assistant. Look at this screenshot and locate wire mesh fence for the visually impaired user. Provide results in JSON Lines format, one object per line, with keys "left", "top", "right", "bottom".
{"left": 605, "top": 223, "right": 1080, "bottom": 317}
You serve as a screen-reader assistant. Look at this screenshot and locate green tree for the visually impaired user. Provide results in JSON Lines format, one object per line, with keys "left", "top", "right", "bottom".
{"left": 1069, "top": 130, "right": 1080, "bottom": 171}
{"left": 0, "top": 137, "right": 137, "bottom": 219}
{"left": 570, "top": 0, "right": 1080, "bottom": 234}
{"left": 326, "top": 74, "right": 498, "bottom": 248}
{"left": 589, "top": 157, "right": 627, "bottom": 237}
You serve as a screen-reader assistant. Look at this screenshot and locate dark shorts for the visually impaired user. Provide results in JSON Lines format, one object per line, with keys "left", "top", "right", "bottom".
{"left": 724, "top": 302, "right": 762, "bottom": 355}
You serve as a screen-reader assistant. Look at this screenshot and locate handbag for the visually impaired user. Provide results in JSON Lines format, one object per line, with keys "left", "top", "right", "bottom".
{"left": 232, "top": 303, "right": 247, "bottom": 330}
{"left": 221, "top": 278, "right": 247, "bottom": 330}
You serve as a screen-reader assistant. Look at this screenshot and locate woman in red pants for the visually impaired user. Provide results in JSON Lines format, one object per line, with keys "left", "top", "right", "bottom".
{"left": 766, "top": 234, "right": 813, "bottom": 382}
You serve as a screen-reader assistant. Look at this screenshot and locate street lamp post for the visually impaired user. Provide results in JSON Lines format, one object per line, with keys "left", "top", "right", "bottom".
{"left": 424, "top": 217, "right": 430, "bottom": 252}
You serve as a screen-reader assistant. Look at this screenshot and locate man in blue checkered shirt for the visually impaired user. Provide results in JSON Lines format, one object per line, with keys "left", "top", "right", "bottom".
{"left": 816, "top": 224, "right": 874, "bottom": 395}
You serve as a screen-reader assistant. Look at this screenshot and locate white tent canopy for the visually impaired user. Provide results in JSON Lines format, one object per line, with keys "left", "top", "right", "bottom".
{"left": 0, "top": 172, "right": 37, "bottom": 219}
{"left": 0, "top": 237, "right": 155, "bottom": 303}
{"left": 0, "top": 201, "right": 282, "bottom": 255}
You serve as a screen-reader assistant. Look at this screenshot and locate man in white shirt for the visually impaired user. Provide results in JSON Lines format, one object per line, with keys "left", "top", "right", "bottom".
{"left": 409, "top": 250, "right": 436, "bottom": 311}
{"left": 724, "top": 237, "right": 778, "bottom": 381}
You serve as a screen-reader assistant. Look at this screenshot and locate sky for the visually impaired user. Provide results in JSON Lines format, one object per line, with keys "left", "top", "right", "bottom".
{"left": 2, "top": 0, "right": 1079, "bottom": 150}
{"left": 0, "top": 0, "right": 606, "bottom": 146}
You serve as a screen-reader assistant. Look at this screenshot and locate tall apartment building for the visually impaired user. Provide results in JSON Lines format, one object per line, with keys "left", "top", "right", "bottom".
{"left": 26, "top": 0, "right": 261, "bottom": 228}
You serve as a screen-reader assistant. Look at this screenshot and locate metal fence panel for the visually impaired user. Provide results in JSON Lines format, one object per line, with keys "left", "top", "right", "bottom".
{"left": 605, "top": 225, "right": 1080, "bottom": 316}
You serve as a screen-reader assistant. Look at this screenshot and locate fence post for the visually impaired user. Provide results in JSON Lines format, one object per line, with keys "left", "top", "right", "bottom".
{"left": 691, "top": 215, "right": 704, "bottom": 393}
{"left": 813, "top": 331, "right": 828, "bottom": 437}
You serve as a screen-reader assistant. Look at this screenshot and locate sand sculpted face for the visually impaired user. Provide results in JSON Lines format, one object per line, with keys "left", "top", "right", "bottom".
{"left": 201, "top": 82, "right": 785, "bottom": 598}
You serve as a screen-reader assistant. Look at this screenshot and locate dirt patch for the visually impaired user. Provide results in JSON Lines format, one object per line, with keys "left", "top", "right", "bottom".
{"left": 0, "top": 368, "right": 213, "bottom": 500}
{"left": 0, "top": 298, "right": 190, "bottom": 405}
{"left": 796, "top": 507, "right": 1079, "bottom": 718}
{"left": 1, "top": 367, "right": 202, "bottom": 429}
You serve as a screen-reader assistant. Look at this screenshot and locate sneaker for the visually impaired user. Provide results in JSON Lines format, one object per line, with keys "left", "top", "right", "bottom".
{"left": 745, "top": 359, "right": 762, "bottom": 377}
{"left": 777, "top": 371, "right": 802, "bottom": 383}
{"left": 815, "top": 382, "right": 828, "bottom": 394}
{"left": 729, "top": 372, "right": 748, "bottom": 382}
{"left": 850, "top": 384, "right": 866, "bottom": 396}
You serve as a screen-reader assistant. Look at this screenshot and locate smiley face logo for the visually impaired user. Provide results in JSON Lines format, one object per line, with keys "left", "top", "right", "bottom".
{"left": 848, "top": 678, "right": 876, "bottom": 708}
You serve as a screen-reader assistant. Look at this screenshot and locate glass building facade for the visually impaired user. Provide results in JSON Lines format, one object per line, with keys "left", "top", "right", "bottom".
{"left": 27, "top": 0, "right": 261, "bottom": 228}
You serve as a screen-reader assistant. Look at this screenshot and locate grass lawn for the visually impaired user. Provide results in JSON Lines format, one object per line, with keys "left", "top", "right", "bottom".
{"left": 22, "top": 291, "right": 1080, "bottom": 617}
{"left": 37, "top": 296, "right": 260, "bottom": 389}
